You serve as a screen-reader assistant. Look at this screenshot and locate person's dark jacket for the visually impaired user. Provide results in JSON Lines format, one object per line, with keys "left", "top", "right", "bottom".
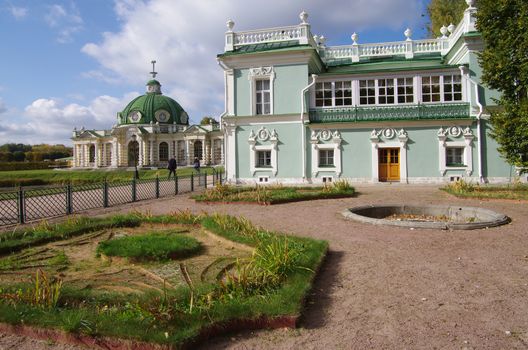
{"left": 168, "top": 158, "right": 177, "bottom": 170}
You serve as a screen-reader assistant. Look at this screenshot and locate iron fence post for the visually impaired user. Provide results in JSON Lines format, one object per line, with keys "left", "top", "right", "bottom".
{"left": 204, "top": 173, "right": 207, "bottom": 189}
{"left": 17, "top": 187, "right": 25, "bottom": 224}
{"left": 220, "top": 169, "right": 223, "bottom": 185}
{"left": 155, "top": 176, "right": 160, "bottom": 198}
{"left": 66, "top": 184, "right": 72, "bottom": 215}
{"left": 174, "top": 175, "right": 179, "bottom": 195}
{"left": 191, "top": 174, "right": 194, "bottom": 192}
{"left": 103, "top": 180, "right": 109, "bottom": 208}
{"left": 132, "top": 178, "right": 137, "bottom": 202}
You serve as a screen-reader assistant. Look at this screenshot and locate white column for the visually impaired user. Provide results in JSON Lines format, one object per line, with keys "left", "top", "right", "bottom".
{"left": 211, "top": 139, "right": 215, "bottom": 165}
{"left": 94, "top": 143, "right": 100, "bottom": 168}
{"left": 138, "top": 138, "right": 144, "bottom": 167}
{"left": 112, "top": 139, "right": 118, "bottom": 167}
{"left": 82, "top": 144, "right": 87, "bottom": 167}
{"left": 149, "top": 140, "right": 154, "bottom": 166}
{"left": 202, "top": 139, "right": 206, "bottom": 163}
{"left": 225, "top": 125, "right": 237, "bottom": 181}
{"left": 186, "top": 141, "right": 192, "bottom": 165}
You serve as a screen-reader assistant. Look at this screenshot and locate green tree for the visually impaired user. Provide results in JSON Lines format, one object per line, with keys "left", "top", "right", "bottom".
{"left": 200, "top": 116, "right": 218, "bottom": 125}
{"left": 12, "top": 151, "right": 26, "bottom": 162}
{"left": 476, "top": 0, "right": 528, "bottom": 171}
{"left": 426, "top": 0, "right": 467, "bottom": 37}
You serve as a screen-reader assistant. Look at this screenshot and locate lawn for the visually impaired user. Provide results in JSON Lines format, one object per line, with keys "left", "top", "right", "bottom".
{"left": 442, "top": 180, "right": 528, "bottom": 200}
{"left": 0, "top": 212, "right": 327, "bottom": 347}
{"left": 193, "top": 181, "right": 356, "bottom": 204}
{"left": 0, "top": 166, "right": 222, "bottom": 187}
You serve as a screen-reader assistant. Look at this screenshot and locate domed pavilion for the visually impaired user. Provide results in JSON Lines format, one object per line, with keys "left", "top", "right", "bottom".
{"left": 71, "top": 64, "right": 223, "bottom": 168}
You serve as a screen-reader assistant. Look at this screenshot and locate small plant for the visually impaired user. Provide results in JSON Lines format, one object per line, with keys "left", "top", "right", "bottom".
{"left": 169, "top": 209, "right": 203, "bottom": 224}
{"left": 446, "top": 179, "right": 476, "bottom": 193}
{"left": 28, "top": 269, "right": 63, "bottom": 309}
{"left": 60, "top": 310, "right": 94, "bottom": 334}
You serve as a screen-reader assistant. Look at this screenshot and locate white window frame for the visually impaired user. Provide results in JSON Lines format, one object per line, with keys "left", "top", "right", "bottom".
{"left": 421, "top": 74, "right": 463, "bottom": 104}
{"left": 248, "top": 67, "right": 275, "bottom": 116}
{"left": 248, "top": 127, "right": 278, "bottom": 176}
{"left": 310, "top": 129, "right": 342, "bottom": 178}
{"left": 310, "top": 73, "right": 464, "bottom": 109}
{"left": 437, "top": 126, "right": 474, "bottom": 176}
{"left": 318, "top": 149, "right": 335, "bottom": 167}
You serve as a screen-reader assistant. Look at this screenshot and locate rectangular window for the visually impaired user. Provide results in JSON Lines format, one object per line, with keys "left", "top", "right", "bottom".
{"left": 335, "top": 81, "right": 352, "bottom": 106}
{"left": 422, "top": 76, "right": 441, "bottom": 103}
{"left": 378, "top": 79, "right": 395, "bottom": 104}
{"left": 319, "top": 149, "right": 335, "bottom": 167}
{"left": 255, "top": 80, "right": 271, "bottom": 115}
{"left": 256, "top": 150, "right": 271, "bottom": 167}
{"left": 443, "top": 75, "right": 462, "bottom": 102}
{"left": 397, "top": 77, "right": 414, "bottom": 103}
{"left": 446, "top": 147, "right": 464, "bottom": 166}
{"left": 315, "top": 82, "right": 333, "bottom": 107}
{"left": 359, "top": 80, "right": 376, "bottom": 105}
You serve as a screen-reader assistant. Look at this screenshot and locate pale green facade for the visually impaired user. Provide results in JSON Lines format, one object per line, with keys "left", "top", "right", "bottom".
{"left": 218, "top": 5, "right": 520, "bottom": 184}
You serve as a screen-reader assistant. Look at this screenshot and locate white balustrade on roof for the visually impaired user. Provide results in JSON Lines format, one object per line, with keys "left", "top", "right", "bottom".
{"left": 224, "top": 4, "right": 477, "bottom": 63}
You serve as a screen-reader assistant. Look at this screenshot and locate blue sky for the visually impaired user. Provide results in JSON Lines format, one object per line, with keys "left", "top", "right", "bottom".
{"left": 0, "top": 0, "right": 433, "bottom": 145}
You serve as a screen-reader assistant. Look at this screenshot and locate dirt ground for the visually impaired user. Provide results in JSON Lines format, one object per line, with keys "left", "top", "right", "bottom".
{"left": 1, "top": 184, "right": 527, "bottom": 350}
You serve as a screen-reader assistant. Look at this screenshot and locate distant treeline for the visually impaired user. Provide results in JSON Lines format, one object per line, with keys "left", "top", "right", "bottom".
{"left": 0, "top": 143, "right": 72, "bottom": 162}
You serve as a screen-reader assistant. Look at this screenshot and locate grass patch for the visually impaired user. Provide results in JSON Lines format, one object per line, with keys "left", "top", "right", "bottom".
{"left": 193, "top": 180, "right": 355, "bottom": 204}
{"left": 0, "top": 213, "right": 327, "bottom": 347}
{"left": 442, "top": 179, "right": 528, "bottom": 200}
{"left": 0, "top": 166, "right": 222, "bottom": 188}
{"left": 97, "top": 232, "right": 202, "bottom": 261}
{"left": 0, "top": 215, "right": 141, "bottom": 256}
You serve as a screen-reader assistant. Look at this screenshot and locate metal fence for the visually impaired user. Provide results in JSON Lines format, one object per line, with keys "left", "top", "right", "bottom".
{"left": 0, "top": 170, "right": 223, "bottom": 227}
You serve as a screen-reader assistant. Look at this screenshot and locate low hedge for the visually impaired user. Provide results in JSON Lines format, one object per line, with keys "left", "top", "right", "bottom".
{"left": 0, "top": 162, "right": 54, "bottom": 172}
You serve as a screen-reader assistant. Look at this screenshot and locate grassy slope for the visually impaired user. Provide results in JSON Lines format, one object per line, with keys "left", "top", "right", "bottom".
{"left": 0, "top": 166, "right": 222, "bottom": 187}
{"left": 0, "top": 213, "right": 328, "bottom": 346}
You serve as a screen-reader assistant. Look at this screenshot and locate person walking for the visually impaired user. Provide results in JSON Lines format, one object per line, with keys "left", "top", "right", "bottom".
{"left": 193, "top": 157, "right": 200, "bottom": 174}
{"left": 167, "top": 156, "right": 177, "bottom": 179}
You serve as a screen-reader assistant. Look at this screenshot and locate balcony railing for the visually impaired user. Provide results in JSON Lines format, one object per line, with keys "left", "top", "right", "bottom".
{"left": 309, "top": 103, "right": 471, "bottom": 123}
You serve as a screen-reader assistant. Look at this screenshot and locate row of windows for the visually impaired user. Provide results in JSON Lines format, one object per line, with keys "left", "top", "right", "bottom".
{"left": 315, "top": 75, "right": 462, "bottom": 107}
{"left": 255, "top": 148, "right": 464, "bottom": 168}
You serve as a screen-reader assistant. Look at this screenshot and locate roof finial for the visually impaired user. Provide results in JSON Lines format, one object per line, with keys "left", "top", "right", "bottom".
{"left": 150, "top": 60, "right": 157, "bottom": 78}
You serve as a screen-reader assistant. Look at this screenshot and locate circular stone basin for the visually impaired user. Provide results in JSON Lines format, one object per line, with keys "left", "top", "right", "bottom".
{"left": 342, "top": 205, "right": 510, "bottom": 230}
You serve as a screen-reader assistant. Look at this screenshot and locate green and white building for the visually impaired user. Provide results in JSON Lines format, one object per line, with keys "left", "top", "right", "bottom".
{"left": 71, "top": 77, "right": 224, "bottom": 168}
{"left": 218, "top": 0, "right": 519, "bottom": 184}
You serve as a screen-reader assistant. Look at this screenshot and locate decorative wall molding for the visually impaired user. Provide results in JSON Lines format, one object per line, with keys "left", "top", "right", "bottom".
{"left": 248, "top": 66, "right": 275, "bottom": 115}
{"left": 248, "top": 127, "right": 279, "bottom": 176}
{"left": 310, "top": 129, "right": 342, "bottom": 177}
{"left": 437, "top": 126, "right": 474, "bottom": 176}
{"left": 370, "top": 128, "right": 409, "bottom": 183}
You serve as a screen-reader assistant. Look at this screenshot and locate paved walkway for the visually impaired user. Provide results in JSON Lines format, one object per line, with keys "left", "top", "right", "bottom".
{"left": 2, "top": 184, "right": 528, "bottom": 349}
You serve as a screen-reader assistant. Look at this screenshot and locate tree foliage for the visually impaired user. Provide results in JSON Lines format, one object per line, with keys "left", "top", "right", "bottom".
{"left": 476, "top": 0, "right": 528, "bottom": 170}
{"left": 0, "top": 144, "right": 72, "bottom": 162}
{"left": 426, "top": 0, "right": 467, "bottom": 37}
{"left": 200, "top": 116, "right": 218, "bottom": 125}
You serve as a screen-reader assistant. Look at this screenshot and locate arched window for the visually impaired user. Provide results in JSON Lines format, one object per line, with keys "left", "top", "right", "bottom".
{"left": 128, "top": 141, "right": 139, "bottom": 167}
{"left": 89, "top": 145, "right": 96, "bottom": 163}
{"left": 194, "top": 140, "right": 203, "bottom": 160}
{"left": 159, "top": 142, "right": 169, "bottom": 162}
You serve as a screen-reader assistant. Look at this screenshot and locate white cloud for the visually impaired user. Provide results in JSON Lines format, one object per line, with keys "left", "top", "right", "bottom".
{"left": 44, "top": 4, "right": 83, "bottom": 43}
{"left": 9, "top": 5, "right": 27, "bottom": 20}
{"left": 82, "top": 0, "right": 422, "bottom": 122}
{"left": 0, "top": 93, "right": 139, "bottom": 144}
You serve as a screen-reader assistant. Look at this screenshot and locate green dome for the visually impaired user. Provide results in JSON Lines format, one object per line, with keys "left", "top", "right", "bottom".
{"left": 118, "top": 81, "right": 189, "bottom": 125}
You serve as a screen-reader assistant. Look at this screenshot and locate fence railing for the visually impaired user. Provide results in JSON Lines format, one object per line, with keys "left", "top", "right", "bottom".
{"left": 0, "top": 169, "right": 224, "bottom": 227}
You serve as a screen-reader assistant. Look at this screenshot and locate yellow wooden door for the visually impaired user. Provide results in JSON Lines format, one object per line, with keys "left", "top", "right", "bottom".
{"left": 378, "top": 148, "right": 400, "bottom": 182}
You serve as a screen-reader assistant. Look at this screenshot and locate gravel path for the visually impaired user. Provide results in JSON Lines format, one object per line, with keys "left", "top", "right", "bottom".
{"left": 2, "top": 184, "right": 527, "bottom": 349}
